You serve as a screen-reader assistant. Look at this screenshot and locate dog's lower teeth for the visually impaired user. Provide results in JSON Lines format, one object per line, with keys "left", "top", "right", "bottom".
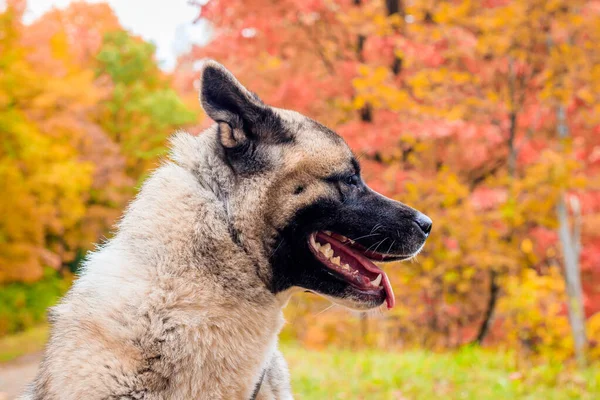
{"left": 331, "top": 256, "right": 341, "bottom": 266}
{"left": 370, "top": 274, "right": 382, "bottom": 287}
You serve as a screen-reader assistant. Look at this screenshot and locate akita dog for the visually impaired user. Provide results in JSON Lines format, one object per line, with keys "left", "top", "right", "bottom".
{"left": 23, "top": 60, "right": 431, "bottom": 399}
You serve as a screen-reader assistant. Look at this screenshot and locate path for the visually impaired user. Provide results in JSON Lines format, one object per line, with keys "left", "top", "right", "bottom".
{"left": 0, "top": 353, "right": 42, "bottom": 399}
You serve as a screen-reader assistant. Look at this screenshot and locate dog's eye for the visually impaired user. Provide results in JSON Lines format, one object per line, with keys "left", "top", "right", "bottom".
{"left": 345, "top": 174, "right": 359, "bottom": 186}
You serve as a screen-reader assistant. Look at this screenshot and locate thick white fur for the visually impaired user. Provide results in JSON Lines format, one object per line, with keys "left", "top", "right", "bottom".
{"left": 21, "top": 130, "right": 294, "bottom": 399}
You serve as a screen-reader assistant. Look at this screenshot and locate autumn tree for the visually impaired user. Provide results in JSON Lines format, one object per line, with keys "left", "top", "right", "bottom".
{"left": 0, "top": 1, "right": 94, "bottom": 283}
{"left": 181, "top": 0, "right": 600, "bottom": 359}
{"left": 96, "top": 31, "right": 196, "bottom": 180}
{"left": 0, "top": 0, "right": 196, "bottom": 333}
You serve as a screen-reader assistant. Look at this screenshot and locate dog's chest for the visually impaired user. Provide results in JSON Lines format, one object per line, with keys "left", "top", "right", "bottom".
{"left": 163, "top": 307, "right": 284, "bottom": 399}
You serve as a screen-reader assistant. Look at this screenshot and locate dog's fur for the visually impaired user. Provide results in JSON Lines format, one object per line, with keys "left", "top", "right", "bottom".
{"left": 22, "top": 61, "right": 430, "bottom": 399}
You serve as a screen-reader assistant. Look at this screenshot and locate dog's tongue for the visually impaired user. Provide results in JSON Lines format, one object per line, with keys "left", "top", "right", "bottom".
{"left": 320, "top": 232, "right": 395, "bottom": 309}
{"left": 350, "top": 247, "right": 396, "bottom": 309}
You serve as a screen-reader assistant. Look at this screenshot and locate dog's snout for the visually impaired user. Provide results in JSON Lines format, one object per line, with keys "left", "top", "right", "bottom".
{"left": 414, "top": 213, "right": 432, "bottom": 235}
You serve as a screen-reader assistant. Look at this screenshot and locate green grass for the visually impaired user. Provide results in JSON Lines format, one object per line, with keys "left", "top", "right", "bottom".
{"left": 282, "top": 344, "right": 600, "bottom": 400}
{"left": 0, "top": 324, "right": 49, "bottom": 362}
{"left": 1, "top": 327, "right": 598, "bottom": 399}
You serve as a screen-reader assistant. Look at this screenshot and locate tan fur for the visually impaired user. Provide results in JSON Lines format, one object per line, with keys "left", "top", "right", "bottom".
{"left": 22, "top": 129, "right": 301, "bottom": 399}
{"left": 22, "top": 62, "right": 365, "bottom": 400}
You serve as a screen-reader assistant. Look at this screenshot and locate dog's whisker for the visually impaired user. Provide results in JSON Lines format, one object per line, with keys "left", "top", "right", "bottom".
{"left": 270, "top": 239, "right": 284, "bottom": 256}
{"left": 314, "top": 303, "right": 336, "bottom": 316}
{"left": 386, "top": 240, "right": 395, "bottom": 255}
{"left": 370, "top": 223, "right": 382, "bottom": 234}
{"left": 372, "top": 238, "right": 388, "bottom": 254}
{"left": 349, "top": 233, "right": 381, "bottom": 241}
{"left": 366, "top": 238, "right": 387, "bottom": 254}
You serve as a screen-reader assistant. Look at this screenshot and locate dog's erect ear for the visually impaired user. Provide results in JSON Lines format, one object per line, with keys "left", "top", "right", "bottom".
{"left": 198, "top": 59, "right": 290, "bottom": 149}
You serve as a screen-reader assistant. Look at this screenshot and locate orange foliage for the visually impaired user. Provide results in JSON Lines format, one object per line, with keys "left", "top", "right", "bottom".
{"left": 0, "top": 1, "right": 194, "bottom": 284}
{"left": 180, "top": 0, "right": 600, "bottom": 360}
{"left": 1, "top": 0, "right": 599, "bottom": 362}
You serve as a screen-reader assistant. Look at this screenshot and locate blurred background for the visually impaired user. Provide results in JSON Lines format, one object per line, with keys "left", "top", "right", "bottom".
{"left": 0, "top": 0, "right": 599, "bottom": 398}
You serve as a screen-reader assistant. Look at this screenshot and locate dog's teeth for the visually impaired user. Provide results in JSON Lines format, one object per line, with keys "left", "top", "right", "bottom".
{"left": 370, "top": 274, "right": 382, "bottom": 287}
{"left": 310, "top": 235, "right": 322, "bottom": 251}
{"left": 348, "top": 238, "right": 355, "bottom": 244}
{"left": 342, "top": 263, "right": 351, "bottom": 271}
{"left": 320, "top": 243, "right": 332, "bottom": 257}
{"left": 324, "top": 231, "right": 332, "bottom": 236}
{"left": 331, "top": 256, "right": 341, "bottom": 266}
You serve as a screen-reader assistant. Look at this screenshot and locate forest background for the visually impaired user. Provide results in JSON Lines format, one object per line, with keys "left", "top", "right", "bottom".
{"left": 1, "top": 0, "right": 600, "bottom": 398}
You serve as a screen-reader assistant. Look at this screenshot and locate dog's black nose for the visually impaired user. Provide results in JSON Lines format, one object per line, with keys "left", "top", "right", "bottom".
{"left": 414, "top": 213, "right": 432, "bottom": 235}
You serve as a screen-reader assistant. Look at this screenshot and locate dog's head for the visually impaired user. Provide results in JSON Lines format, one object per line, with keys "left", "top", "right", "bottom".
{"left": 197, "top": 61, "right": 431, "bottom": 310}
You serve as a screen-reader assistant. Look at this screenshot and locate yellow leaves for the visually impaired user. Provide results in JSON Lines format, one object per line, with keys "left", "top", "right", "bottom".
{"left": 443, "top": 271, "right": 460, "bottom": 284}
{"left": 421, "top": 258, "right": 436, "bottom": 273}
{"left": 0, "top": 121, "right": 93, "bottom": 283}
{"left": 257, "top": 54, "right": 282, "bottom": 71}
{"left": 587, "top": 313, "right": 600, "bottom": 361}
{"left": 0, "top": 4, "right": 119, "bottom": 284}
{"left": 50, "top": 30, "right": 69, "bottom": 61}
{"left": 437, "top": 169, "right": 470, "bottom": 207}
{"left": 576, "top": 87, "right": 595, "bottom": 105}
{"left": 339, "top": 1, "right": 402, "bottom": 38}
{"left": 544, "top": 0, "right": 565, "bottom": 13}
{"left": 485, "top": 91, "right": 500, "bottom": 103}
{"left": 32, "top": 69, "right": 100, "bottom": 112}
{"left": 355, "top": 65, "right": 388, "bottom": 85}
{"left": 433, "top": 0, "right": 473, "bottom": 25}
{"left": 408, "top": 71, "right": 429, "bottom": 96}
{"left": 352, "top": 65, "right": 410, "bottom": 111}
{"left": 520, "top": 239, "right": 534, "bottom": 254}
{"left": 499, "top": 267, "right": 574, "bottom": 361}
{"left": 352, "top": 96, "right": 367, "bottom": 110}
{"left": 371, "top": 66, "right": 388, "bottom": 82}
{"left": 372, "top": 14, "right": 389, "bottom": 36}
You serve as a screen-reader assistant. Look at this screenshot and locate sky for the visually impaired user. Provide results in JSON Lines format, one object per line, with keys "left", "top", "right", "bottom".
{"left": 23, "top": 0, "right": 210, "bottom": 70}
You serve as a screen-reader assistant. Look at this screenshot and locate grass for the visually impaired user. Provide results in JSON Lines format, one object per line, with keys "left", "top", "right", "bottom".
{"left": 0, "top": 324, "right": 48, "bottom": 362}
{"left": 282, "top": 344, "right": 600, "bottom": 400}
{"left": 1, "top": 327, "right": 598, "bottom": 399}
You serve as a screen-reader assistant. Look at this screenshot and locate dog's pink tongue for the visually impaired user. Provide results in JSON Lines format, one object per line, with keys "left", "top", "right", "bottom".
{"left": 346, "top": 243, "right": 396, "bottom": 309}
{"left": 316, "top": 232, "right": 396, "bottom": 309}
{"left": 382, "top": 273, "right": 395, "bottom": 309}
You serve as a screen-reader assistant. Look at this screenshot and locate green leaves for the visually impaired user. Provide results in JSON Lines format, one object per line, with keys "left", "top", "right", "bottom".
{"left": 96, "top": 30, "right": 196, "bottom": 178}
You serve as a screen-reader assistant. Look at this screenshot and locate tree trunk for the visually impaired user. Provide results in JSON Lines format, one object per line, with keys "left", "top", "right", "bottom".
{"left": 385, "top": 0, "right": 404, "bottom": 76}
{"left": 474, "top": 60, "right": 518, "bottom": 345}
{"left": 556, "top": 104, "right": 587, "bottom": 367}
{"left": 474, "top": 270, "right": 499, "bottom": 344}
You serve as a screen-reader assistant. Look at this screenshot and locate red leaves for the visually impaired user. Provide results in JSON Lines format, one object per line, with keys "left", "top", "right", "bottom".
{"left": 178, "top": 0, "right": 600, "bottom": 352}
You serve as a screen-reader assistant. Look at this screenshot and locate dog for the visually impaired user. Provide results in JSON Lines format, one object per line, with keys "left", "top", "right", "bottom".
{"left": 22, "top": 60, "right": 431, "bottom": 399}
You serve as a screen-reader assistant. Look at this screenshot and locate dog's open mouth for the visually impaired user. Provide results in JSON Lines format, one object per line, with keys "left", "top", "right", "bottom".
{"left": 308, "top": 231, "right": 396, "bottom": 309}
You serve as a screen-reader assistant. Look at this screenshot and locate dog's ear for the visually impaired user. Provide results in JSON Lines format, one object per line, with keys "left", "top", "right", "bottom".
{"left": 198, "top": 60, "right": 290, "bottom": 149}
